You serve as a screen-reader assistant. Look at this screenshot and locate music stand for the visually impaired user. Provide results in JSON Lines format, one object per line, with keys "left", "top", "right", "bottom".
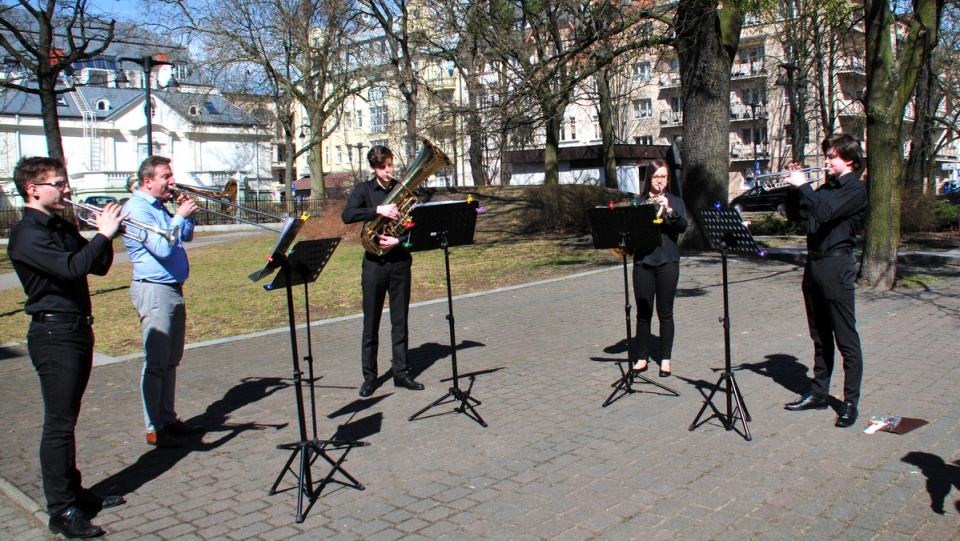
{"left": 405, "top": 201, "right": 486, "bottom": 427}
{"left": 587, "top": 205, "right": 679, "bottom": 407}
{"left": 688, "top": 208, "right": 763, "bottom": 441}
{"left": 262, "top": 239, "right": 368, "bottom": 522}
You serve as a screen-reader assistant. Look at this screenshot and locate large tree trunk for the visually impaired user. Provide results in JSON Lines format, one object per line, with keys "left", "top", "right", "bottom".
{"left": 903, "top": 58, "right": 935, "bottom": 191}
{"left": 860, "top": 0, "right": 943, "bottom": 289}
{"left": 597, "top": 69, "right": 618, "bottom": 189}
{"left": 675, "top": 0, "right": 741, "bottom": 248}
{"left": 543, "top": 112, "right": 562, "bottom": 185}
{"left": 39, "top": 82, "right": 66, "bottom": 164}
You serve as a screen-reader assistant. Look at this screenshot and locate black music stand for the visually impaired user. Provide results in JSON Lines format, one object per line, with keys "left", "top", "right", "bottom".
{"left": 587, "top": 205, "right": 679, "bottom": 407}
{"left": 405, "top": 201, "right": 486, "bottom": 427}
{"left": 261, "top": 238, "right": 368, "bottom": 522}
{"left": 688, "top": 208, "right": 763, "bottom": 441}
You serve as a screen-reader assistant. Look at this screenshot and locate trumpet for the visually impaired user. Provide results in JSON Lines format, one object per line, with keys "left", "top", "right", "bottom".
{"left": 752, "top": 167, "right": 824, "bottom": 190}
{"left": 63, "top": 198, "right": 180, "bottom": 246}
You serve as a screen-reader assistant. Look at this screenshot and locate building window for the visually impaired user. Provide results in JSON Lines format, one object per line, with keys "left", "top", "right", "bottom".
{"left": 592, "top": 115, "right": 601, "bottom": 140}
{"left": 187, "top": 105, "right": 198, "bottom": 116}
{"left": 344, "top": 113, "right": 352, "bottom": 129}
{"left": 636, "top": 135, "right": 654, "bottom": 145}
{"left": 336, "top": 146, "right": 343, "bottom": 164}
{"left": 368, "top": 86, "right": 385, "bottom": 101}
{"left": 371, "top": 139, "right": 387, "bottom": 149}
{"left": 356, "top": 110, "right": 363, "bottom": 128}
{"left": 560, "top": 117, "right": 577, "bottom": 141}
{"left": 633, "top": 99, "right": 652, "bottom": 119}
{"left": 95, "top": 99, "right": 110, "bottom": 111}
{"left": 370, "top": 105, "right": 388, "bottom": 133}
{"left": 633, "top": 62, "right": 651, "bottom": 82}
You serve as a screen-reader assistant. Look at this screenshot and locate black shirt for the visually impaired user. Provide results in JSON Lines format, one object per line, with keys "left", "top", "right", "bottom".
{"left": 795, "top": 171, "right": 867, "bottom": 252}
{"left": 633, "top": 193, "right": 688, "bottom": 266}
{"left": 7, "top": 207, "right": 113, "bottom": 316}
{"left": 341, "top": 177, "right": 412, "bottom": 259}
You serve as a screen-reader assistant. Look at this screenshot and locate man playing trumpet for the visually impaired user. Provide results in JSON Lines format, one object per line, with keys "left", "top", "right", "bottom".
{"left": 123, "top": 156, "right": 204, "bottom": 448}
{"left": 782, "top": 133, "right": 867, "bottom": 428}
{"left": 7, "top": 157, "right": 127, "bottom": 538}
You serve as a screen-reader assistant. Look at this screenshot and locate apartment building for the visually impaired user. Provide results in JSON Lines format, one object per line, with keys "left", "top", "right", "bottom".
{"left": 313, "top": 10, "right": 960, "bottom": 199}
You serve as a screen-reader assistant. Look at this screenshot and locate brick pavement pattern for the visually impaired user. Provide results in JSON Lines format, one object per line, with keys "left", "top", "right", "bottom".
{"left": 1, "top": 255, "right": 958, "bottom": 540}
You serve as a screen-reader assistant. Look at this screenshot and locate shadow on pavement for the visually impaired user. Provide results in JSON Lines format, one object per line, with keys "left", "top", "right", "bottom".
{"left": 89, "top": 376, "right": 288, "bottom": 499}
{"left": 901, "top": 451, "right": 960, "bottom": 515}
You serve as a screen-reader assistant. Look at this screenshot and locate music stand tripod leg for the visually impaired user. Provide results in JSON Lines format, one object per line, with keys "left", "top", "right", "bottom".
{"left": 408, "top": 238, "right": 486, "bottom": 427}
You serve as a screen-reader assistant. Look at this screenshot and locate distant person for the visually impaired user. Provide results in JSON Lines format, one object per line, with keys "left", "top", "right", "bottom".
{"left": 783, "top": 133, "right": 868, "bottom": 428}
{"left": 7, "top": 156, "right": 127, "bottom": 538}
{"left": 631, "top": 159, "right": 688, "bottom": 378}
{"left": 124, "top": 156, "right": 205, "bottom": 448}
{"left": 341, "top": 145, "right": 424, "bottom": 397}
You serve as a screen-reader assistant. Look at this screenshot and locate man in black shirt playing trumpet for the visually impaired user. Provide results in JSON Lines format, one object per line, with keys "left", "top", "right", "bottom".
{"left": 782, "top": 134, "right": 868, "bottom": 429}
{"left": 7, "top": 157, "right": 127, "bottom": 538}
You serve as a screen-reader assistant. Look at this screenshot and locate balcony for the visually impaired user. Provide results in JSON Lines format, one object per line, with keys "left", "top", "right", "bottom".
{"left": 659, "top": 73, "right": 680, "bottom": 88}
{"left": 730, "top": 142, "right": 769, "bottom": 160}
{"left": 837, "top": 57, "right": 865, "bottom": 76}
{"left": 659, "top": 110, "right": 683, "bottom": 126}
{"left": 730, "top": 104, "right": 768, "bottom": 121}
{"left": 731, "top": 60, "right": 767, "bottom": 80}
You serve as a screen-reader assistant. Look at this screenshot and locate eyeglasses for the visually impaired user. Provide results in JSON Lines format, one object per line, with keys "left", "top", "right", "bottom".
{"left": 32, "top": 180, "right": 69, "bottom": 189}
{"left": 651, "top": 174, "right": 669, "bottom": 180}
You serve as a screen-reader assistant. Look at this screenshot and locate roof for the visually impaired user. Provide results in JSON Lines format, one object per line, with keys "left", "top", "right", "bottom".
{"left": 0, "top": 85, "right": 262, "bottom": 127}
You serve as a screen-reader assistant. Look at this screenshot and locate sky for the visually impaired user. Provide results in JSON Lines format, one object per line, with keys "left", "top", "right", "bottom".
{"left": 87, "top": 0, "right": 154, "bottom": 23}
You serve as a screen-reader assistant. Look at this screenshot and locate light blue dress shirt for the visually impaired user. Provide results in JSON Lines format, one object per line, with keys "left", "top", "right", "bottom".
{"left": 122, "top": 190, "right": 194, "bottom": 283}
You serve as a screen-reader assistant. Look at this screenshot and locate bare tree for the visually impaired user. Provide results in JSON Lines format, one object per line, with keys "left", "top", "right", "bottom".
{"left": 0, "top": 0, "right": 115, "bottom": 162}
{"left": 167, "top": 0, "right": 368, "bottom": 204}
{"left": 859, "top": 0, "right": 944, "bottom": 289}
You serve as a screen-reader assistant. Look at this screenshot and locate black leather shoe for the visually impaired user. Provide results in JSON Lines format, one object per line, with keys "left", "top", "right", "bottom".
{"left": 359, "top": 381, "right": 376, "bottom": 397}
{"left": 165, "top": 418, "right": 205, "bottom": 435}
{"left": 835, "top": 401, "right": 858, "bottom": 428}
{"left": 48, "top": 507, "right": 104, "bottom": 539}
{"left": 631, "top": 363, "right": 648, "bottom": 374}
{"left": 394, "top": 375, "right": 425, "bottom": 391}
{"left": 785, "top": 394, "right": 829, "bottom": 411}
{"left": 76, "top": 490, "right": 125, "bottom": 516}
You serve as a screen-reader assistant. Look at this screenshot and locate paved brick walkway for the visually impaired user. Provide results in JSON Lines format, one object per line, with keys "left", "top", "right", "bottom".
{"left": 1, "top": 254, "right": 958, "bottom": 540}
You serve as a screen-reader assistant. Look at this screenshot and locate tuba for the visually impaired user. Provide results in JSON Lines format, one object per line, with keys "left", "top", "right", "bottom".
{"left": 361, "top": 138, "right": 452, "bottom": 256}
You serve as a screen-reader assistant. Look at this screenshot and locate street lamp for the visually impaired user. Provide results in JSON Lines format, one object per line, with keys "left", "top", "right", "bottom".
{"left": 748, "top": 100, "right": 766, "bottom": 177}
{"left": 116, "top": 55, "right": 174, "bottom": 158}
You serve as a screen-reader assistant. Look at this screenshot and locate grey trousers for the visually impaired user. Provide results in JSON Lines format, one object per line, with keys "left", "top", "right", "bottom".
{"left": 131, "top": 281, "right": 187, "bottom": 433}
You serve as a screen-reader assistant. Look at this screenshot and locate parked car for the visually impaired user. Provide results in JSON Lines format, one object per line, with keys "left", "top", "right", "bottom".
{"left": 730, "top": 185, "right": 790, "bottom": 213}
{"left": 75, "top": 195, "right": 119, "bottom": 229}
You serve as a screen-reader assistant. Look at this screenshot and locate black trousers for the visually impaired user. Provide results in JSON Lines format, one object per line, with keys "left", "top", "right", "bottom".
{"left": 802, "top": 254, "right": 863, "bottom": 406}
{"left": 360, "top": 254, "right": 412, "bottom": 383}
{"left": 27, "top": 319, "right": 95, "bottom": 516}
{"left": 632, "top": 261, "right": 680, "bottom": 360}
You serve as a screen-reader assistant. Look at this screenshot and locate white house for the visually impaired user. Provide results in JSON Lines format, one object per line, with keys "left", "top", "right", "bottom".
{"left": 0, "top": 63, "right": 270, "bottom": 208}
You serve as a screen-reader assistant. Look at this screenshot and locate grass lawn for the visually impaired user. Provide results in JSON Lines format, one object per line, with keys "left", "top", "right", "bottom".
{"left": 0, "top": 232, "right": 618, "bottom": 356}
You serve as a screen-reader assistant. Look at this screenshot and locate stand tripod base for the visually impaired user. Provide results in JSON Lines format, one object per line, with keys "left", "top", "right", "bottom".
{"left": 269, "top": 438, "right": 368, "bottom": 523}
{"left": 688, "top": 371, "right": 752, "bottom": 441}
{"left": 409, "top": 377, "right": 486, "bottom": 427}
{"left": 603, "top": 363, "right": 680, "bottom": 407}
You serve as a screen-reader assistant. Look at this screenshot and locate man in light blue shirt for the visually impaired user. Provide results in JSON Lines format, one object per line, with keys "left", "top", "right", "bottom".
{"left": 124, "top": 156, "right": 204, "bottom": 448}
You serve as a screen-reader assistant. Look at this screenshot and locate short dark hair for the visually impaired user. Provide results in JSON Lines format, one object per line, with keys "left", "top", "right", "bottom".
{"left": 138, "top": 155, "right": 173, "bottom": 183}
{"left": 642, "top": 159, "right": 670, "bottom": 194}
{"left": 822, "top": 133, "right": 863, "bottom": 173}
{"left": 367, "top": 145, "right": 394, "bottom": 169}
{"left": 13, "top": 156, "right": 64, "bottom": 200}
